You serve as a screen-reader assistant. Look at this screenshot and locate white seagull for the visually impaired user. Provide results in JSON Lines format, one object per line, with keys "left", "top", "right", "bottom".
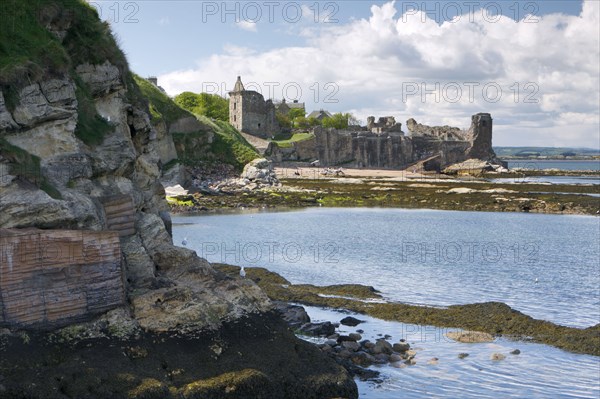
{"left": 240, "top": 266, "right": 246, "bottom": 279}
{"left": 181, "top": 237, "right": 188, "bottom": 246}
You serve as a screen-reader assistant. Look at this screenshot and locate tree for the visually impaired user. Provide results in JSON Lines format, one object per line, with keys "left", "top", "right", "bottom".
{"left": 322, "top": 113, "right": 350, "bottom": 129}
{"left": 348, "top": 113, "right": 361, "bottom": 126}
{"left": 276, "top": 113, "right": 292, "bottom": 130}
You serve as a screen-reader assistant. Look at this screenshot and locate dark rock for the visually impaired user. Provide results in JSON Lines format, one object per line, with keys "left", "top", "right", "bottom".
{"left": 361, "top": 340, "right": 375, "bottom": 349}
{"left": 299, "top": 321, "right": 336, "bottom": 337}
{"left": 340, "top": 316, "right": 363, "bottom": 327}
{"left": 337, "top": 335, "right": 356, "bottom": 344}
{"left": 372, "top": 339, "right": 393, "bottom": 355}
{"left": 374, "top": 353, "right": 390, "bottom": 363}
{"left": 393, "top": 342, "right": 410, "bottom": 352}
{"left": 510, "top": 349, "right": 521, "bottom": 355}
{"left": 458, "top": 353, "right": 469, "bottom": 359}
{"left": 350, "top": 352, "right": 375, "bottom": 367}
{"left": 274, "top": 302, "right": 310, "bottom": 328}
{"left": 342, "top": 341, "right": 360, "bottom": 352}
{"left": 356, "top": 329, "right": 364, "bottom": 334}
{"left": 348, "top": 333, "right": 362, "bottom": 341}
{"left": 327, "top": 333, "right": 340, "bottom": 340}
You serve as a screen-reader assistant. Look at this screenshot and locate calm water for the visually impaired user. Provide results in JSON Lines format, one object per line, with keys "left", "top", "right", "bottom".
{"left": 507, "top": 160, "right": 600, "bottom": 171}
{"left": 492, "top": 175, "right": 600, "bottom": 185}
{"left": 303, "top": 305, "right": 600, "bottom": 399}
{"left": 173, "top": 208, "right": 600, "bottom": 328}
{"left": 172, "top": 208, "right": 600, "bottom": 398}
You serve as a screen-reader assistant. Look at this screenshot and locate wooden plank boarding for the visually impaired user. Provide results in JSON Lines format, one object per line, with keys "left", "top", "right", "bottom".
{"left": 0, "top": 229, "right": 125, "bottom": 329}
{"left": 101, "top": 194, "right": 136, "bottom": 237}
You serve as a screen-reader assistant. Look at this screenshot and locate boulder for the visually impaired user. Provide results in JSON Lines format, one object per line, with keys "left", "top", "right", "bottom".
{"left": 299, "top": 321, "right": 336, "bottom": 337}
{"left": 274, "top": 302, "right": 310, "bottom": 328}
{"left": 340, "top": 316, "right": 363, "bottom": 327}
{"left": 348, "top": 332, "right": 362, "bottom": 341}
{"left": 393, "top": 342, "right": 410, "bottom": 352}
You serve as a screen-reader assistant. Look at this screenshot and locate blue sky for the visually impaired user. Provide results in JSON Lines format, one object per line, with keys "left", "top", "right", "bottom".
{"left": 94, "top": 1, "right": 598, "bottom": 148}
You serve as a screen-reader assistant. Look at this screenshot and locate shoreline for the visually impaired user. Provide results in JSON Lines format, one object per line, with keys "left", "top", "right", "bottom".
{"left": 213, "top": 264, "right": 600, "bottom": 357}
{"left": 168, "top": 169, "right": 600, "bottom": 216}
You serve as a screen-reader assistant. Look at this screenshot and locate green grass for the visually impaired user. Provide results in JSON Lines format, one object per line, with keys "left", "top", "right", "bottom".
{"left": 272, "top": 132, "right": 315, "bottom": 148}
{"left": 133, "top": 74, "right": 191, "bottom": 125}
{"left": 210, "top": 119, "right": 259, "bottom": 169}
{"left": 171, "top": 115, "right": 259, "bottom": 171}
{"left": 0, "top": 0, "right": 127, "bottom": 87}
{"left": 0, "top": 0, "right": 70, "bottom": 86}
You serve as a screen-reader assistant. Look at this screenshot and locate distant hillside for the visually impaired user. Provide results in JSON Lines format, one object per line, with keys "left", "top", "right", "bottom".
{"left": 494, "top": 147, "right": 600, "bottom": 158}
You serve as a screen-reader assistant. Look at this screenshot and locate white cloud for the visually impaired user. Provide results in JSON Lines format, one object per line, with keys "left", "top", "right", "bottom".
{"left": 159, "top": 1, "right": 600, "bottom": 148}
{"left": 236, "top": 20, "right": 257, "bottom": 32}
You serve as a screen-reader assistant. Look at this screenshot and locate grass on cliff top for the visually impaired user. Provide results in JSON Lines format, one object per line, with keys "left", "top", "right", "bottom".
{"left": 133, "top": 74, "right": 192, "bottom": 126}
{"left": 214, "top": 264, "right": 600, "bottom": 356}
{"left": 0, "top": 0, "right": 127, "bottom": 87}
{"left": 272, "top": 132, "right": 315, "bottom": 148}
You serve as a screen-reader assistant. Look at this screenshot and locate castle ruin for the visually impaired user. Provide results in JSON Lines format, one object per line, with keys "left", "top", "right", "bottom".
{"left": 229, "top": 76, "right": 279, "bottom": 138}
{"left": 268, "top": 113, "right": 497, "bottom": 170}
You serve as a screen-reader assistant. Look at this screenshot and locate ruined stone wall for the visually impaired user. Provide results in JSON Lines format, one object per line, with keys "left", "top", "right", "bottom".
{"left": 466, "top": 113, "right": 495, "bottom": 160}
{"left": 0, "top": 229, "right": 124, "bottom": 329}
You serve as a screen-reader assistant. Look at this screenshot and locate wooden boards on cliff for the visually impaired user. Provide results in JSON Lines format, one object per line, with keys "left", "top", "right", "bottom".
{"left": 0, "top": 229, "right": 125, "bottom": 329}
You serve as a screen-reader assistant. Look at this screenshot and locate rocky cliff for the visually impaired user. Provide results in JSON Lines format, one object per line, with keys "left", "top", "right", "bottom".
{"left": 0, "top": 59, "right": 271, "bottom": 332}
{"left": 0, "top": 2, "right": 355, "bottom": 397}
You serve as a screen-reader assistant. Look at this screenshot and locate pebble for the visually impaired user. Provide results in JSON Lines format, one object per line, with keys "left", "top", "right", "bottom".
{"left": 458, "top": 353, "right": 470, "bottom": 359}
{"left": 510, "top": 349, "right": 521, "bottom": 355}
{"left": 427, "top": 357, "right": 439, "bottom": 365}
{"left": 490, "top": 353, "right": 506, "bottom": 361}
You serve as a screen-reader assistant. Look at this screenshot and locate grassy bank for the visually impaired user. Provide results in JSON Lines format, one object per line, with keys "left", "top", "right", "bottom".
{"left": 214, "top": 265, "right": 600, "bottom": 357}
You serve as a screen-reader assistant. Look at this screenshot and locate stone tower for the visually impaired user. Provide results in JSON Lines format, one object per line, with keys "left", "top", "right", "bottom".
{"left": 467, "top": 113, "right": 495, "bottom": 160}
{"left": 228, "top": 76, "right": 279, "bottom": 138}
